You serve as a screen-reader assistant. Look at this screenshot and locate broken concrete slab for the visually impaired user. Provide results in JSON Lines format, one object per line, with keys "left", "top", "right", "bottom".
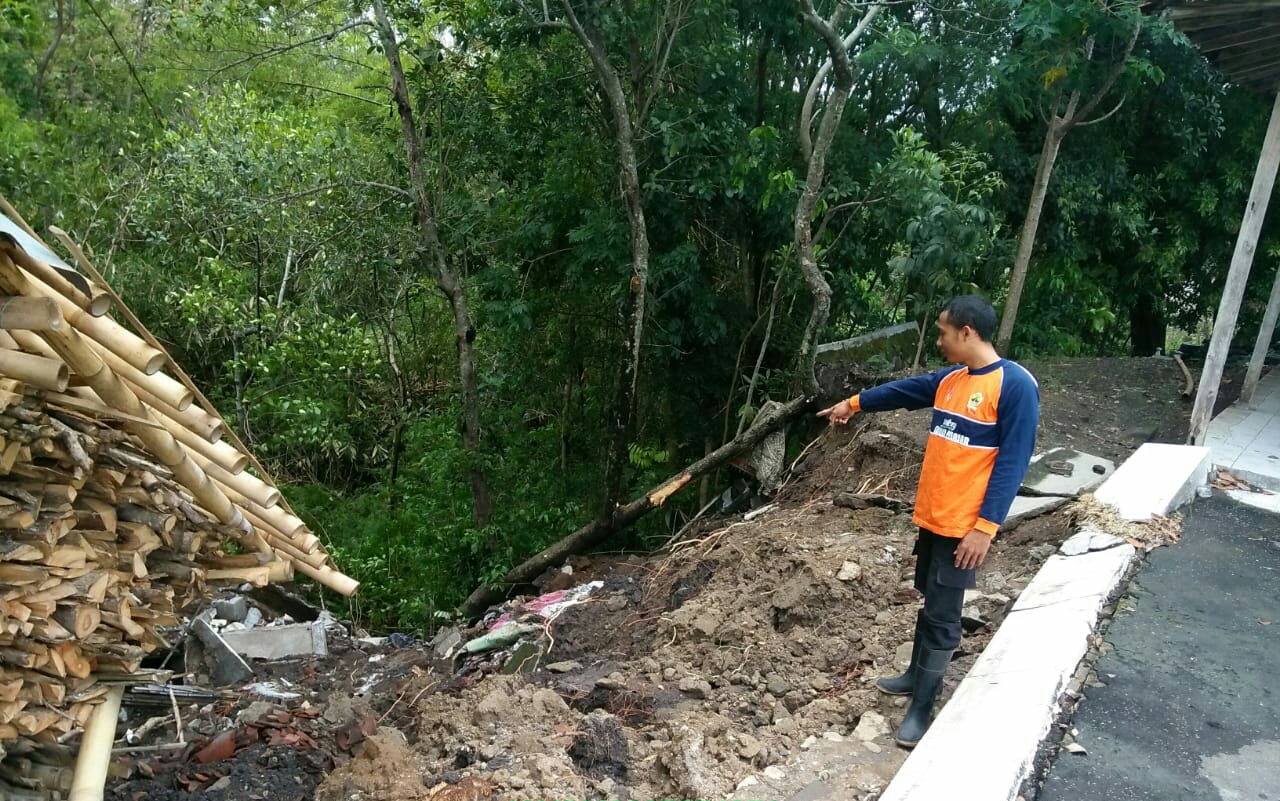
{"left": 430, "top": 626, "right": 463, "bottom": 660}
{"left": 1003, "top": 449, "right": 1115, "bottom": 528}
{"left": 1022, "top": 448, "right": 1115, "bottom": 496}
{"left": 499, "top": 641, "right": 542, "bottom": 674}
{"left": 1058, "top": 527, "right": 1127, "bottom": 556}
{"left": 816, "top": 322, "right": 919, "bottom": 367}
{"left": 192, "top": 617, "right": 254, "bottom": 685}
{"left": 1094, "top": 443, "right": 1212, "bottom": 521}
{"left": 1004, "top": 495, "right": 1069, "bottom": 528}
{"left": 219, "top": 619, "right": 329, "bottom": 661}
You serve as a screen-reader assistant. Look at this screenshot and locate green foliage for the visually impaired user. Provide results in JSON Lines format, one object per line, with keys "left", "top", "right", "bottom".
{"left": 296, "top": 409, "right": 587, "bottom": 633}
{"left": 7, "top": 0, "right": 1280, "bottom": 629}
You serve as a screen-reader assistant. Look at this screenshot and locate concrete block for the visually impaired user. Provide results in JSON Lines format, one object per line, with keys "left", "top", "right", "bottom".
{"left": 1013, "top": 542, "right": 1135, "bottom": 613}
{"left": 1093, "top": 443, "right": 1211, "bottom": 520}
{"left": 1022, "top": 448, "right": 1115, "bottom": 496}
{"left": 212, "top": 596, "right": 249, "bottom": 622}
{"left": 1058, "top": 527, "right": 1128, "bottom": 556}
{"left": 220, "top": 620, "right": 328, "bottom": 661}
{"left": 816, "top": 322, "right": 919, "bottom": 367}
{"left": 1230, "top": 454, "right": 1280, "bottom": 492}
{"left": 192, "top": 617, "right": 254, "bottom": 685}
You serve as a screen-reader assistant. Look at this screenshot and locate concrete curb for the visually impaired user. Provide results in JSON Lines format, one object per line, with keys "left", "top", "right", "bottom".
{"left": 878, "top": 444, "right": 1212, "bottom": 801}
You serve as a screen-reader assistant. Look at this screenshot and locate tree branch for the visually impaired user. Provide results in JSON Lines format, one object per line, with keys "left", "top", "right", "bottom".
{"left": 1076, "top": 93, "right": 1128, "bottom": 126}
{"left": 637, "top": 0, "right": 693, "bottom": 125}
{"left": 1069, "top": 21, "right": 1141, "bottom": 127}
{"left": 34, "top": 0, "right": 70, "bottom": 102}
{"left": 514, "top": 0, "right": 569, "bottom": 29}
{"left": 260, "top": 79, "right": 388, "bottom": 107}
{"left": 798, "top": 1, "right": 880, "bottom": 161}
{"left": 204, "top": 18, "right": 369, "bottom": 80}
{"left": 82, "top": 0, "right": 162, "bottom": 125}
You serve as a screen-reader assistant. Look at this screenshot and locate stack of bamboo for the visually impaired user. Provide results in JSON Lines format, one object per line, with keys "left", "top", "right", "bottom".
{"left": 0, "top": 202, "right": 357, "bottom": 766}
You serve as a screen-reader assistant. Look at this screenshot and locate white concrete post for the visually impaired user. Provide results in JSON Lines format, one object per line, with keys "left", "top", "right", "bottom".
{"left": 1189, "top": 90, "right": 1280, "bottom": 444}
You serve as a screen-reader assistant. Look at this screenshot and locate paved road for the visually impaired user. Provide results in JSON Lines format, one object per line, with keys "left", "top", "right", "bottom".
{"left": 1038, "top": 494, "right": 1280, "bottom": 801}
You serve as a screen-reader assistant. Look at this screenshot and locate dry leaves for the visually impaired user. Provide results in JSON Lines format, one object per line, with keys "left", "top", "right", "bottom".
{"left": 1067, "top": 495, "right": 1183, "bottom": 552}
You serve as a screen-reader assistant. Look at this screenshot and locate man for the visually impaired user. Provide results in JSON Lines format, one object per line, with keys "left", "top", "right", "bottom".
{"left": 818, "top": 295, "right": 1039, "bottom": 748}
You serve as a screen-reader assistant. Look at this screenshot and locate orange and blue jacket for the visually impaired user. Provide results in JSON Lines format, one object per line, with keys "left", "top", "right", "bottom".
{"left": 849, "top": 360, "right": 1039, "bottom": 539}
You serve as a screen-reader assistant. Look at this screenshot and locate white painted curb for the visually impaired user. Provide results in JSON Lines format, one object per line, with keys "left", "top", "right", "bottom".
{"left": 878, "top": 443, "right": 1212, "bottom": 801}
{"left": 1093, "top": 443, "right": 1211, "bottom": 521}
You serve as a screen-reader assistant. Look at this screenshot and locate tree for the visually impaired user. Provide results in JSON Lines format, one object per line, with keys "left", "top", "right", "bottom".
{"left": 515, "top": 0, "right": 692, "bottom": 512}
{"left": 792, "top": 0, "right": 884, "bottom": 394}
{"left": 371, "top": 0, "right": 494, "bottom": 531}
{"left": 995, "top": 0, "right": 1152, "bottom": 353}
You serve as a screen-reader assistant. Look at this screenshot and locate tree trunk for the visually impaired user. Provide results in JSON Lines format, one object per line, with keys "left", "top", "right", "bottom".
{"left": 561, "top": 8, "right": 652, "bottom": 513}
{"left": 996, "top": 120, "right": 1065, "bottom": 354}
{"left": 373, "top": 0, "right": 493, "bottom": 530}
{"left": 1129, "top": 292, "right": 1165, "bottom": 356}
{"left": 793, "top": 2, "right": 882, "bottom": 396}
{"left": 459, "top": 395, "right": 809, "bottom": 618}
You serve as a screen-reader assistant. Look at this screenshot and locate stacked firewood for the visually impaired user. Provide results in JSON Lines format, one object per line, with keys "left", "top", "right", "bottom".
{"left": 0, "top": 202, "right": 356, "bottom": 790}
{"left": 0, "top": 384, "right": 284, "bottom": 753}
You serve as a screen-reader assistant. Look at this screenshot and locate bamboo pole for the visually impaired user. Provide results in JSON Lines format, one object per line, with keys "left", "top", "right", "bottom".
{"left": 0, "top": 349, "right": 68, "bottom": 391}
{"left": 241, "top": 505, "right": 318, "bottom": 554}
{"left": 0, "top": 296, "right": 61, "bottom": 330}
{"left": 190, "top": 450, "right": 281, "bottom": 509}
{"left": 282, "top": 552, "right": 359, "bottom": 597}
{"left": 0, "top": 253, "right": 250, "bottom": 534}
{"left": 48, "top": 226, "right": 301, "bottom": 517}
{"left": 0, "top": 234, "right": 110, "bottom": 318}
{"left": 52, "top": 389, "right": 165, "bottom": 431}
{"left": 205, "top": 469, "right": 278, "bottom": 513}
{"left": 139, "top": 389, "right": 225, "bottom": 442}
{"left": 256, "top": 527, "right": 328, "bottom": 569}
{"left": 71, "top": 383, "right": 221, "bottom": 441}
{"left": 2, "top": 240, "right": 157, "bottom": 371}
{"left": 0, "top": 194, "right": 40, "bottom": 240}
{"left": 240, "top": 498, "right": 308, "bottom": 541}
{"left": 14, "top": 330, "right": 193, "bottom": 411}
{"left": 152, "top": 412, "right": 247, "bottom": 474}
{"left": 67, "top": 685, "right": 123, "bottom": 801}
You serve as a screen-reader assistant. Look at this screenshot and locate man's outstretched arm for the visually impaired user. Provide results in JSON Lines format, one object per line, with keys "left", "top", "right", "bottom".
{"left": 818, "top": 366, "right": 959, "bottom": 424}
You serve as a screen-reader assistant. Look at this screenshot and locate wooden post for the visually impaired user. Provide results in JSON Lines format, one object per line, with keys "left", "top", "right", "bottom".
{"left": 1242, "top": 264, "right": 1280, "bottom": 407}
{"left": 1189, "top": 90, "right": 1280, "bottom": 444}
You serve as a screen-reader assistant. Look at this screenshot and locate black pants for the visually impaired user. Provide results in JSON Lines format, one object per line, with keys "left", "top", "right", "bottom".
{"left": 911, "top": 528, "right": 977, "bottom": 651}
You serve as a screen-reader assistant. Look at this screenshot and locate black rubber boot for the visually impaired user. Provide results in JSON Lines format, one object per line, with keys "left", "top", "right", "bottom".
{"left": 894, "top": 646, "right": 952, "bottom": 748}
{"left": 875, "top": 630, "right": 922, "bottom": 696}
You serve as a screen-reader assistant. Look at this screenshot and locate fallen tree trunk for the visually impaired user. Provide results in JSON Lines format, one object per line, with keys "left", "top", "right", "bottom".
{"left": 460, "top": 395, "right": 810, "bottom": 618}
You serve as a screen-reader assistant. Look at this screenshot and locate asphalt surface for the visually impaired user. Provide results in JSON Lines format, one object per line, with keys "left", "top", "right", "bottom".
{"left": 1038, "top": 494, "right": 1280, "bottom": 801}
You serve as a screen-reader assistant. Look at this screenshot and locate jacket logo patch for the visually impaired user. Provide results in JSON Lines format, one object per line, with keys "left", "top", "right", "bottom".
{"left": 932, "top": 417, "right": 970, "bottom": 446}
{"left": 967, "top": 391, "right": 984, "bottom": 412}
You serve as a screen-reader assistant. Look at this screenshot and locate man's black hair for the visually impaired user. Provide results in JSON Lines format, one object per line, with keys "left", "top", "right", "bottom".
{"left": 942, "top": 295, "right": 997, "bottom": 342}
